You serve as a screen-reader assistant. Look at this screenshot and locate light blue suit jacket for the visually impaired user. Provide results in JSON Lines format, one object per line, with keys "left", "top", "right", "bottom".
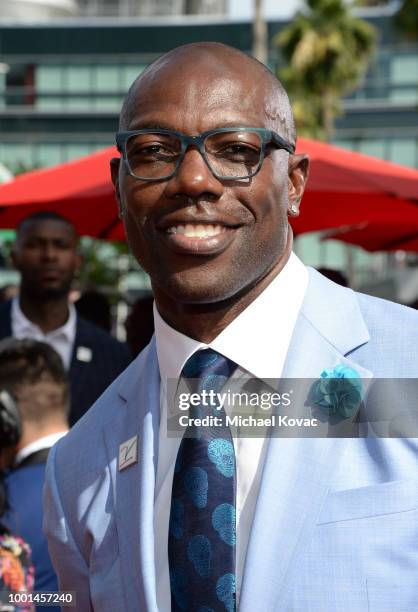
{"left": 43, "top": 269, "right": 418, "bottom": 611}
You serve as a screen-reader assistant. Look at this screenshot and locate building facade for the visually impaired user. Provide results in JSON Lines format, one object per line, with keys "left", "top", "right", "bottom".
{"left": 0, "top": 11, "right": 416, "bottom": 171}
{"left": 0, "top": 8, "right": 417, "bottom": 298}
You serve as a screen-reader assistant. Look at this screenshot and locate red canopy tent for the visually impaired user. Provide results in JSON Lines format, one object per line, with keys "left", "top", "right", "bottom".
{"left": 0, "top": 147, "right": 123, "bottom": 239}
{"left": 0, "top": 139, "right": 417, "bottom": 241}
{"left": 290, "top": 139, "right": 418, "bottom": 240}
{"left": 322, "top": 222, "right": 418, "bottom": 252}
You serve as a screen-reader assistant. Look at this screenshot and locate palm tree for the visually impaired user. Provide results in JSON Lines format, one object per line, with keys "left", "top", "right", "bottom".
{"left": 253, "top": 0, "right": 268, "bottom": 64}
{"left": 274, "top": 0, "right": 376, "bottom": 140}
{"left": 396, "top": 0, "right": 418, "bottom": 39}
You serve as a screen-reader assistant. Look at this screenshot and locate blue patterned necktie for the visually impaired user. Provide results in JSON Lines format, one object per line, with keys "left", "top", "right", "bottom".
{"left": 168, "top": 349, "right": 237, "bottom": 612}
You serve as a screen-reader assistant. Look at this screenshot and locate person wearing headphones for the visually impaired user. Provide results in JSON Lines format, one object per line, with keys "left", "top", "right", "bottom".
{"left": 0, "top": 389, "right": 34, "bottom": 612}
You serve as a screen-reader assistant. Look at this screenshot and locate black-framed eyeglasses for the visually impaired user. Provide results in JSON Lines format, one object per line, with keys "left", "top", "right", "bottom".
{"left": 115, "top": 127, "right": 295, "bottom": 182}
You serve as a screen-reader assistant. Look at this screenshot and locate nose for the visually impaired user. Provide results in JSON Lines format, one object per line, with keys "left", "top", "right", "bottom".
{"left": 42, "top": 243, "right": 58, "bottom": 261}
{"left": 164, "top": 147, "right": 224, "bottom": 201}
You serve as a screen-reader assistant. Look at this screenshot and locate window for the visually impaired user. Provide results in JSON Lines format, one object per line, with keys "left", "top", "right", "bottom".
{"left": 358, "top": 140, "right": 387, "bottom": 160}
{"left": 391, "top": 55, "right": 418, "bottom": 85}
{"left": 388, "top": 139, "right": 417, "bottom": 168}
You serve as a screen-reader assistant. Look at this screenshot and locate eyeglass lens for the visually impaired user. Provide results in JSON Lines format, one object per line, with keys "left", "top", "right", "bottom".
{"left": 125, "top": 130, "right": 263, "bottom": 180}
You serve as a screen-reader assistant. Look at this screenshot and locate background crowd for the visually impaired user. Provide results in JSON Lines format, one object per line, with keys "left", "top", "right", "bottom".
{"left": 0, "top": 211, "right": 155, "bottom": 611}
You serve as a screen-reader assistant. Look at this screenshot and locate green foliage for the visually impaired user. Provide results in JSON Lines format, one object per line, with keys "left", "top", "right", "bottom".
{"left": 355, "top": 0, "right": 390, "bottom": 6}
{"left": 78, "top": 237, "right": 131, "bottom": 295}
{"left": 396, "top": 0, "right": 418, "bottom": 39}
{"left": 4, "top": 161, "right": 41, "bottom": 176}
{"left": 274, "top": 0, "right": 376, "bottom": 140}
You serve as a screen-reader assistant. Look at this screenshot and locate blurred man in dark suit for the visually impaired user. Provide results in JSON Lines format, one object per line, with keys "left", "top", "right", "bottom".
{"left": 0, "top": 211, "right": 131, "bottom": 425}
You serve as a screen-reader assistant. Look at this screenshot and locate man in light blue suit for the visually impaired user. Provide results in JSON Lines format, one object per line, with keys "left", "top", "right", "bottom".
{"left": 44, "top": 43, "right": 418, "bottom": 612}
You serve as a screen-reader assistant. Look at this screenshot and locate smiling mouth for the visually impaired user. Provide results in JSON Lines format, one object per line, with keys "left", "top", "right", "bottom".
{"left": 166, "top": 223, "right": 228, "bottom": 239}
{"left": 161, "top": 222, "right": 237, "bottom": 255}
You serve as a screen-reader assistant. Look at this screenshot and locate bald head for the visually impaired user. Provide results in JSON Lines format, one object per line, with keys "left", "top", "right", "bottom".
{"left": 119, "top": 42, "right": 296, "bottom": 144}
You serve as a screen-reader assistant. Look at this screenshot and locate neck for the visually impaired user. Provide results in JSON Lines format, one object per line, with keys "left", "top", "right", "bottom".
{"left": 155, "top": 238, "right": 292, "bottom": 343}
{"left": 18, "top": 291, "right": 70, "bottom": 334}
{"left": 17, "top": 421, "right": 68, "bottom": 453}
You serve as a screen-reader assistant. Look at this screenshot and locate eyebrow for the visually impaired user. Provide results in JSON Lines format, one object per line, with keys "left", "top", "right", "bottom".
{"left": 127, "top": 121, "right": 177, "bottom": 131}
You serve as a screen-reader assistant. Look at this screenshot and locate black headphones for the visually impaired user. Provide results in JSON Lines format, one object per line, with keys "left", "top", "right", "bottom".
{"left": 0, "top": 390, "right": 21, "bottom": 449}
{"left": 0, "top": 390, "right": 21, "bottom": 520}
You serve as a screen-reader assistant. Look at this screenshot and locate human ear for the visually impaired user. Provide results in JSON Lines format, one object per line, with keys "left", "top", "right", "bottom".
{"left": 110, "top": 158, "right": 124, "bottom": 218}
{"left": 287, "top": 154, "right": 309, "bottom": 217}
{"left": 10, "top": 242, "right": 19, "bottom": 270}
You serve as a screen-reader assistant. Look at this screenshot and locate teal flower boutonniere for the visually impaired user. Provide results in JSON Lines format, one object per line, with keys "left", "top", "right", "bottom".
{"left": 312, "top": 364, "right": 364, "bottom": 419}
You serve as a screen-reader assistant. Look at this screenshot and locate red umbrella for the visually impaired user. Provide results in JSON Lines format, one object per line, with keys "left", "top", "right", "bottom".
{"left": 0, "top": 147, "right": 124, "bottom": 240}
{"left": 0, "top": 140, "right": 417, "bottom": 240}
{"left": 291, "top": 140, "right": 418, "bottom": 236}
{"left": 322, "top": 222, "right": 418, "bottom": 252}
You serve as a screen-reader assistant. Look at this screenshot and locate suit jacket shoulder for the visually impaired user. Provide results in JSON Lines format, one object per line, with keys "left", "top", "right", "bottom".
{"left": 69, "top": 315, "right": 132, "bottom": 424}
{"left": 355, "top": 291, "right": 418, "bottom": 377}
{"left": 74, "top": 316, "right": 130, "bottom": 353}
{"left": 304, "top": 268, "right": 418, "bottom": 377}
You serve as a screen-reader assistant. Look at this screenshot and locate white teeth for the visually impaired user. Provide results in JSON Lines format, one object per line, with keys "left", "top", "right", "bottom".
{"left": 167, "top": 224, "right": 226, "bottom": 238}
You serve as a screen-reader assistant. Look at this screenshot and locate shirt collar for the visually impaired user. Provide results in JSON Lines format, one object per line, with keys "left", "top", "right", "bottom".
{"left": 14, "top": 431, "right": 68, "bottom": 466}
{"left": 154, "top": 304, "right": 205, "bottom": 383}
{"left": 12, "top": 296, "right": 76, "bottom": 342}
{"left": 154, "top": 252, "right": 308, "bottom": 383}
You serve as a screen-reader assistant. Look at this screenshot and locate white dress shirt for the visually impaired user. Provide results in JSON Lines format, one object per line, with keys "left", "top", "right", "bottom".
{"left": 154, "top": 252, "right": 308, "bottom": 611}
{"left": 15, "top": 431, "right": 68, "bottom": 466}
{"left": 11, "top": 297, "right": 76, "bottom": 370}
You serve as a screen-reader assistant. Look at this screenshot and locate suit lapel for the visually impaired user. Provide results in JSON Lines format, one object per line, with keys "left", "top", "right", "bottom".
{"left": 69, "top": 317, "right": 89, "bottom": 406}
{"left": 103, "top": 338, "right": 160, "bottom": 611}
{"left": 69, "top": 316, "right": 91, "bottom": 376}
{"left": 239, "top": 270, "right": 372, "bottom": 611}
{"left": 0, "top": 301, "right": 13, "bottom": 337}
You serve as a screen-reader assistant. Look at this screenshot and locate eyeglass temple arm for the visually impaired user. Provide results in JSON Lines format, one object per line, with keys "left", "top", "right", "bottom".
{"left": 270, "top": 132, "right": 296, "bottom": 154}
